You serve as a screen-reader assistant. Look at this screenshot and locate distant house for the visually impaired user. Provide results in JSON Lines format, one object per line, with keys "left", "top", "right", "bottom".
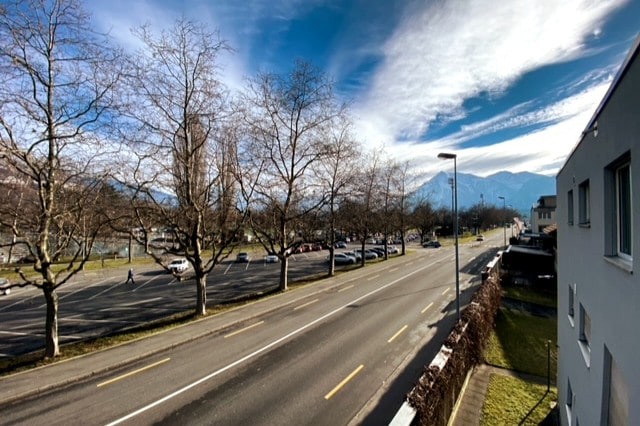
{"left": 556, "top": 37, "right": 639, "bottom": 425}
{"left": 530, "top": 195, "right": 556, "bottom": 233}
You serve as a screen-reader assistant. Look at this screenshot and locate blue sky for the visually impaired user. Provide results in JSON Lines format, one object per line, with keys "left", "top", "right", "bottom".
{"left": 87, "top": 0, "right": 639, "bottom": 178}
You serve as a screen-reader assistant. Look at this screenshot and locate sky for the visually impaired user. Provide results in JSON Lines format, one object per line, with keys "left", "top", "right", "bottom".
{"left": 86, "top": 0, "right": 640, "bottom": 179}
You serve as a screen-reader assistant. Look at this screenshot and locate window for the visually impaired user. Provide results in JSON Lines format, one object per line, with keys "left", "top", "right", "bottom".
{"left": 568, "top": 190, "right": 574, "bottom": 225}
{"left": 578, "top": 180, "right": 590, "bottom": 226}
{"left": 616, "top": 162, "right": 632, "bottom": 259}
{"left": 568, "top": 284, "right": 575, "bottom": 325}
{"left": 602, "top": 347, "right": 629, "bottom": 426}
{"left": 566, "top": 379, "right": 574, "bottom": 425}
{"left": 578, "top": 304, "right": 591, "bottom": 365}
{"left": 605, "top": 154, "right": 632, "bottom": 268}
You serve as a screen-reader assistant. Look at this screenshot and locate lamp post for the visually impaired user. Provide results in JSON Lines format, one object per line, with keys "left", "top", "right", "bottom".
{"left": 438, "top": 152, "right": 460, "bottom": 321}
{"left": 498, "top": 196, "right": 506, "bottom": 246}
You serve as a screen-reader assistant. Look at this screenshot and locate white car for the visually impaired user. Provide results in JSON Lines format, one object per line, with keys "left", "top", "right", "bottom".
{"left": 387, "top": 245, "right": 400, "bottom": 254}
{"left": 0, "top": 278, "right": 10, "bottom": 296}
{"left": 332, "top": 253, "right": 356, "bottom": 265}
{"left": 265, "top": 254, "right": 279, "bottom": 263}
{"left": 342, "top": 251, "right": 361, "bottom": 262}
{"left": 168, "top": 258, "right": 189, "bottom": 274}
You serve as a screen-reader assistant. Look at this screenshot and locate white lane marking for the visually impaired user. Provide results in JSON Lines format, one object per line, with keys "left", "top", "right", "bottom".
{"left": 338, "top": 285, "right": 354, "bottom": 293}
{"left": 132, "top": 274, "right": 164, "bottom": 291}
{"left": 224, "top": 321, "right": 265, "bottom": 339}
{"left": 105, "top": 259, "right": 438, "bottom": 426}
{"left": 387, "top": 325, "right": 408, "bottom": 343}
{"left": 421, "top": 302, "right": 434, "bottom": 314}
{"left": 98, "top": 358, "right": 171, "bottom": 388}
{"left": 88, "top": 281, "right": 128, "bottom": 301}
{"left": 121, "top": 298, "right": 164, "bottom": 307}
{"left": 293, "top": 299, "right": 319, "bottom": 311}
{"left": 441, "top": 287, "right": 450, "bottom": 296}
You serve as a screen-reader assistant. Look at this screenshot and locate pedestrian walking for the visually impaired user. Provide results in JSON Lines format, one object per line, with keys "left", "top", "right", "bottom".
{"left": 125, "top": 268, "right": 135, "bottom": 285}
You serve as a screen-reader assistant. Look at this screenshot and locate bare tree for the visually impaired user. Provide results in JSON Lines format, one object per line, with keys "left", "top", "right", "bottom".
{"left": 388, "top": 160, "right": 414, "bottom": 255}
{"left": 315, "top": 116, "right": 360, "bottom": 275}
{"left": 351, "top": 149, "right": 384, "bottom": 266}
{"left": 242, "top": 60, "right": 345, "bottom": 291}
{"left": 0, "top": 0, "right": 124, "bottom": 358}
{"left": 411, "top": 197, "right": 437, "bottom": 244}
{"left": 121, "top": 18, "right": 240, "bottom": 316}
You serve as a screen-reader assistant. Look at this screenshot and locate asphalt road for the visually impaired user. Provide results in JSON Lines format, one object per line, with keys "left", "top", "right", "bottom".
{"left": 0, "top": 249, "right": 330, "bottom": 358}
{"left": 0, "top": 234, "right": 503, "bottom": 425}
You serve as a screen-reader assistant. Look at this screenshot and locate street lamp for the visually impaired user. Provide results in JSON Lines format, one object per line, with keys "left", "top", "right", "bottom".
{"left": 498, "top": 196, "right": 506, "bottom": 246}
{"left": 438, "top": 152, "right": 460, "bottom": 322}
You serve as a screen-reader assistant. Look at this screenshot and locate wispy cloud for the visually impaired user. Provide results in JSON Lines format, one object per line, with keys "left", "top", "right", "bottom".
{"left": 388, "top": 79, "right": 612, "bottom": 178}
{"left": 352, "top": 0, "right": 628, "bottom": 152}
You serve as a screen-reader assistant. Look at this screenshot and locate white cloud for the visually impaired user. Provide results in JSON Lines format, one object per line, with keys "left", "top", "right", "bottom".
{"left": 354, "top": 0, "right": 627, "bottom": 145}
{"left": 389, "top": 79, "right": 612, "bottom": 179}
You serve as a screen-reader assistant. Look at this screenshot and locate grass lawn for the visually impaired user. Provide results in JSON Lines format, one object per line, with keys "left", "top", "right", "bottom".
{"left": 484, "top": 307, "right": 557, "bottom": 377}
{"left": 503, "top": 285, "right": 557, "bottom": 308}
{"left": 480, "top": 288, "right": 559, "bottom": 425}
{"left": 481, "top": 374, "right": 557, "bottom": 425}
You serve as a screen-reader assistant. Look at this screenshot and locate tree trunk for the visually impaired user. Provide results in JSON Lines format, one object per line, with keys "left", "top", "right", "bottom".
{"left": 196, "top": 273, "right": 206, "bottom": 316}
{"left": 328, "top": 246, "right": 335, "bottom": 276}
{"left": 279, "top": 257, "right": 288, "bottom": 291}
{"left": 43, "top": 285, "right": 59, "bottom": 358}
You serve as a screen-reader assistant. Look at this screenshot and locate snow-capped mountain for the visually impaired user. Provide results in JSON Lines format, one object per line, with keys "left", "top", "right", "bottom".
{"left": 413, "top": 171, "right": 555, "bottom": 214}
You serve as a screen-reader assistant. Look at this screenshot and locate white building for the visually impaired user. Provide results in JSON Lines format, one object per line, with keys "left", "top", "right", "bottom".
{"left": 556, "top": 37, "right": 639, "bottom": 425}
{"left": 530, "top": 195, "right": 557, "bottom": 233}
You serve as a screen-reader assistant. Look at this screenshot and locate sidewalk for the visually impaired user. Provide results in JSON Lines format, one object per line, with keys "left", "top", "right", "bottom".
{"left": 0, "top": 260, "right": 385, "bottom": 407}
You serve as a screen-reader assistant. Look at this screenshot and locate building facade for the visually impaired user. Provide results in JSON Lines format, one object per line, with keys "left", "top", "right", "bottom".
{"left": 556, "top": 37, "right": 639, "bottom": 425}
{"left": 530, "top": 195, "right": 557, "bottom": 233}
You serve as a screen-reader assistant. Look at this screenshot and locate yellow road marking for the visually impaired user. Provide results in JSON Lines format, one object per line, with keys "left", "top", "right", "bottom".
{"left": 387, "top": 325, "right": 408, "bottom": 343}
{"left": 224, "top": 321, "right": 265, "bottom": 338}
{"left": 367, "top": 275, "right": 380, "bottom": 281}
{"left": 294, "top": 299, "right": 319, "bottom": 311}
{"left": 338, "top": 284, "right": 354, "bottom": 292}
{"left": 421, "top": 302, "right": 434, "bottom": 314}
{"left": 324, "top": 365, "right": 365, "bottom": 400}
{"left": 97, "top": 358, "right": 171, "bottom": 388}
{"left": 441, "top": 287, "right": 450, "bottom": 296}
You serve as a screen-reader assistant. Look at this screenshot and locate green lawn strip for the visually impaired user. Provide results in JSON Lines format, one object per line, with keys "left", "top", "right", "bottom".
{"left": 503, "top": 286, "right": 557, "bottom": 308}
{"left": 484, "top": 308, "right": 557, "bottom": 377}
{"left": 481, "top": 374, "right": 557, "bottom": 425}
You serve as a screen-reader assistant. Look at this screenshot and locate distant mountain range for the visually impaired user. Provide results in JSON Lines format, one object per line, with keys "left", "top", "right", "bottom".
{"left": 413, "top": 171, "right": 556, "bottom": 215}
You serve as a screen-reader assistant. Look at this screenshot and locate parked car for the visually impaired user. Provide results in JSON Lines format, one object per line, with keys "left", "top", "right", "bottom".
{"left": 264, "top": 254, "right": 279, "bottom": 263}
{"left": 332, "top": 253, "right": 356, "bottom": 265}
{"left": 476, "top": 234, "right": 485, "bottom": 241}
{"left": 370, "top": 247, "right": 386, "bottom": 257}
{"left": 342, "top": 251, "right": 361, "bottom": 262}
{"left": 0, "top": 278, "right": 10, "bottom": 296}
{"left": 335, "top": 241, "right": 347, "bottom": 249}
{"left": 236, "top": 252, "right": 251, "bottom": 263}
{"left": 387, "top": 245, "right": 400, "bottom": 254}
{"left": 355, "top": 249, "right": 378, "bottom": 260}
{"left": 168, "top": 258, "right": 189, "bottom": 274}
{"left": 423, "top": 241, "right": 441, "bottom": 248}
